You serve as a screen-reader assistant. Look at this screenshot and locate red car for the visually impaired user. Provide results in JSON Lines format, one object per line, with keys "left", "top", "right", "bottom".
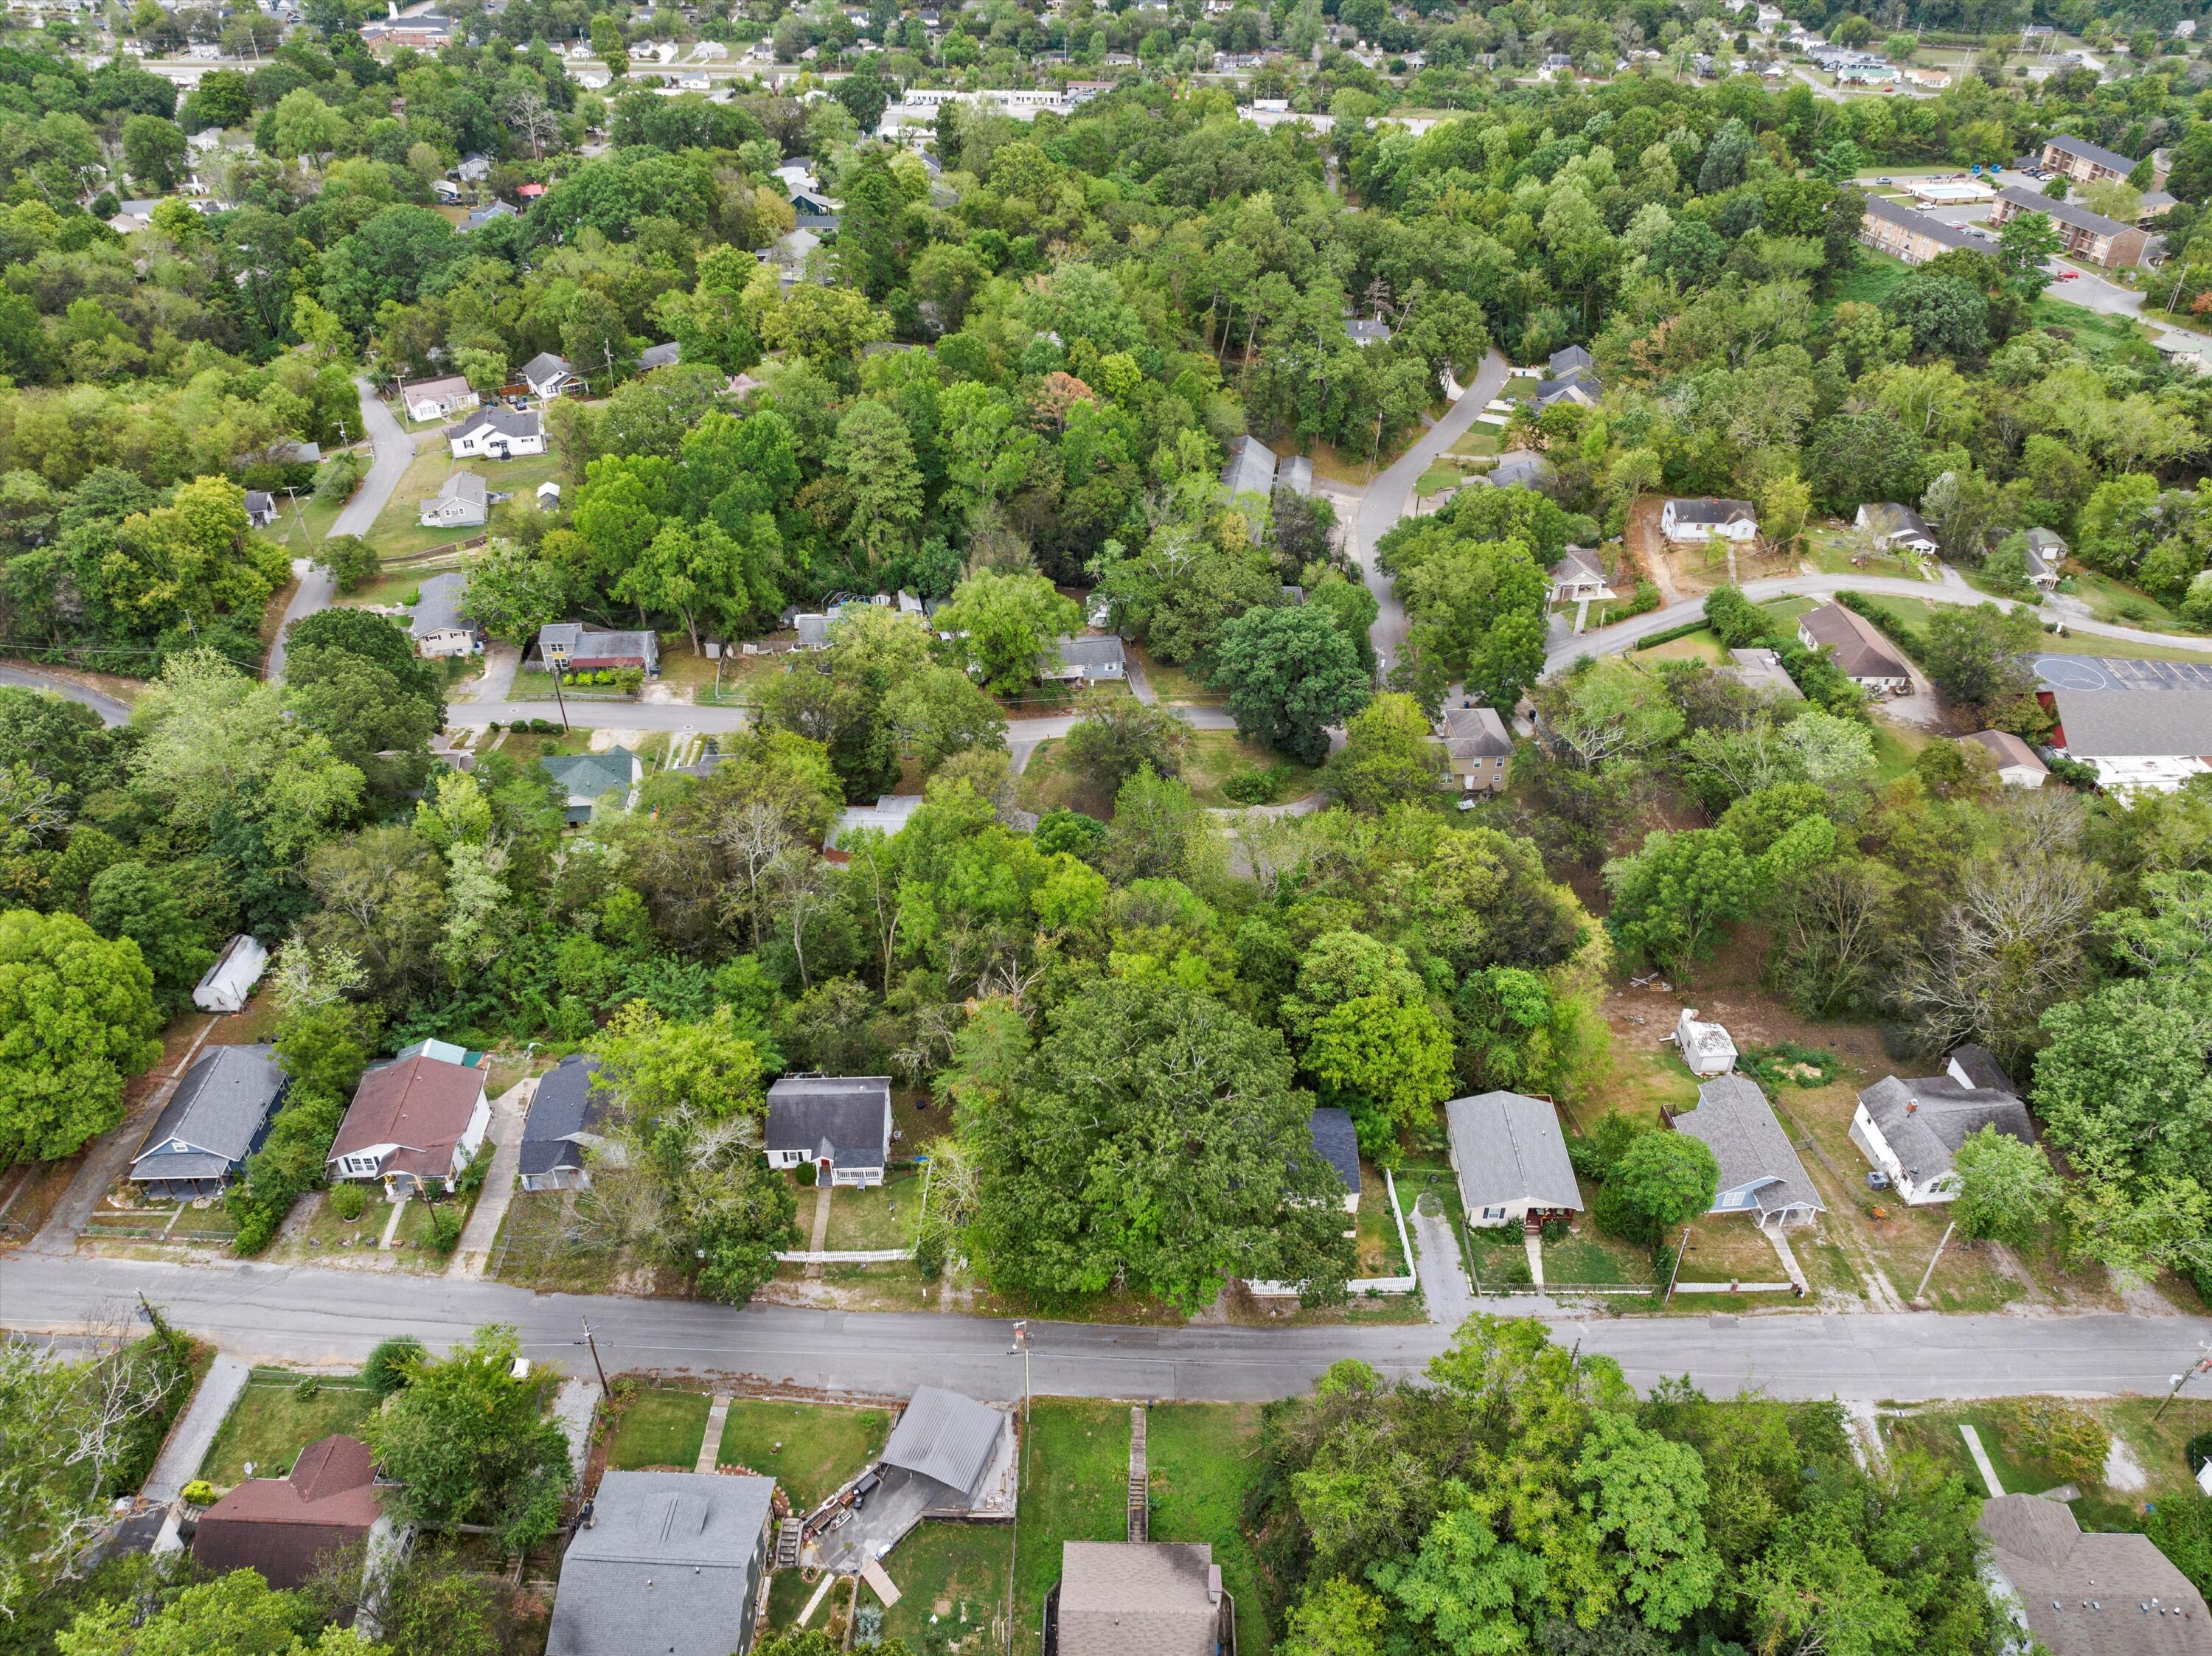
{"left": 2057, "top": 268, "right": 2079, "bottom": 280}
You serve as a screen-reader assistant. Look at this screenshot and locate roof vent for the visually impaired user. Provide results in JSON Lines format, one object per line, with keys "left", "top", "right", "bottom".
{"left": 1208, "top": 1566, "right": 1222, "bottom": 1606}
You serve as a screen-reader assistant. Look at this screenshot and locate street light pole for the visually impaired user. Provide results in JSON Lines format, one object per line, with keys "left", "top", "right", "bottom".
{"left": 580, "top": 1315, "right": 611, "bottom": 1393}
{"left": 2156, "top": 1342, "right": 2212, "bottom": 1422}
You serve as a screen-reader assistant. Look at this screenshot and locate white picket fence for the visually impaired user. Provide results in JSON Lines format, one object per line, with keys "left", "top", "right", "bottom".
{"left": 773, "top": 1247, "right": 914, "bottom": 1264}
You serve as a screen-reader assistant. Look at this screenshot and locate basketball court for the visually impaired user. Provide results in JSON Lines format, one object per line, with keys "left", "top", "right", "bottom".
{"left": 2026, "top": 654, "right": 2212, "bottom": 693}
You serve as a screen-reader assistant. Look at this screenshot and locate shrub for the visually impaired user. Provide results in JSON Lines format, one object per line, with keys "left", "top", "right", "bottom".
{"left": 228, "top": 1090, "right": 347, "bottom": 1255}
{"left": 424, "top": 1201, "right": 463, "bottom": 1255}
{"left": 454, "top": 1140, "right": 495, "bottom": 1196}
{"left": 914, "top": 1228, "right": 947, "bottom": 1279}
{"left": 327, "top": 1182, "right": 367, "bottom": 1222}
{"left": 796, "top": 1160, "right": 818, "bottom": 1186}
{"left": 615, "top": 667, "right": 645, "bottom": 697}
{"left": 532, "top": 718, "right": 559, "bottom": 734}
{"left": 2006, "top": 1399, "right": 2110, "bottom": 1486}
{"left": 364, "top": 1335, "right": 427, "bottom": 1396}
{"left": 180, "top": 1479, "right": 217, "bottom": 1506}
{"left": 1736, "top": 1042, "right": 1839, "bottom": 1089}
{"left": 1222, "top": 763, "right": 1295, "bottom": 804}
{"left": 295, "top": 1376, "right": 322, "bottom": 1400}
{"left": 2146, "top": 1496, "right": 2212, "bottom": 1596}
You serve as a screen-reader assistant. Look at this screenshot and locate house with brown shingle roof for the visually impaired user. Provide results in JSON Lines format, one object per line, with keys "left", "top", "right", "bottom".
{"left": 1797, "top": 603, "right": 1912, "bottom": 695}
{"left": 1978, "top": 1492, "right": 2208, "bottom": 1655}
{"left": 327, "top": 1039, "right": 490, "bottom": 1197}
{"left": 192, "top": 1434, "right": 389, "bottom": 1590}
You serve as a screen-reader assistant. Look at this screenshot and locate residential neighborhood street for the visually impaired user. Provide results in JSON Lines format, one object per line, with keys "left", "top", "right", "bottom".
{"left": 4, "top": 1250, "right": 2208, "bottom": 1405}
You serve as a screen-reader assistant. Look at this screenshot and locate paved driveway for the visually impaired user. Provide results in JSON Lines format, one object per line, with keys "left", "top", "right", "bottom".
{"left": 142, "top": 1353, "right": 248, "bottom": 1500}
{"left": 268, "top": 380, "right": 417, "bottom": 680}
{"left": 449, "top": 1077, "right": 533, "bottom": 1279}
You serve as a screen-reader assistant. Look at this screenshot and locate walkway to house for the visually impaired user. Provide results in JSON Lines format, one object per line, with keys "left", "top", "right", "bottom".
{"left": 696, "top": 1393, "right": 731, "bottom": 1475}
{"left": 552, "top": 1377, "right": 600, "bottom": 1480}
{"left": 1959, "top": 1424, "right": 2005, "bottom": 1497}
{"left": 804, "top": 1183, "right": 833, "bottom": 1278}
{"left": 448, "top": 1076, "right": 535, "bottom": 1279}
{"left": 1764, "top": 1225, "right": 1809, "bottom": 1293}
{"left": 142, "top": 1354, "right": 248, "bottom": 1501}
{"left": 1523, "top": 1234, "right": 1546, "bottom": 1290}
{"left": 378, "top": 1197, "right": 408, "bottom": 1250}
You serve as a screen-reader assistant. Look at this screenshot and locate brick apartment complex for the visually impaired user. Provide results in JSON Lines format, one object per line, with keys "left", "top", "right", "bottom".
{"left": 1857, "top": 195, "right": 1981, "bottom": 265}
{"left": 1990, "top": 187, "right": 2150, "bottom": 268}
{"left": 2040, "top": 133, "right": 2165, "bottom": 191}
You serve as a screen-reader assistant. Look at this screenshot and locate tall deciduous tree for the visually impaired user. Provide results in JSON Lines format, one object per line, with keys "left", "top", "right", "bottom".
{"left": 1214, "top": 605, "right": 1371, "bottom": 765}
{"left": 0, "top": 908, "right": 161, "bottom": 1161}
{"left": 933, "top": 571, "right": 1080, "bottom": 695}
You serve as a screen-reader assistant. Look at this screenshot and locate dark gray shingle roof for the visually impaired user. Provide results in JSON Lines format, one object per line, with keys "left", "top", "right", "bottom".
{"left": 1856, "top": 1074, "right": 2032, "bottom": 1182}
{"left": 1056, "top": 1542, "right": 1220, "bottom": 1656}
{"left": 1445, "top": 1091, "right": 1583, "bottom": 1211}
{"left": 521, "top": 1054, "right": 612, "bottom": 1178}
{"left": 2053, "top": 689, "right": 2212, "bottom": 758}
{"left": 2044, "top": 133, "right": 2143, "bottom": 175}
{"left": 547, "top": 1471, "right": 775, "bottom": 1656}
{"left": 131, "top": 1043, "right": 286, "bottom": 1181}
{"left": 765, "top": 1075, "right": 891, "bottom": 1166}
{"left": 411, "top": 571, "right": 473, "bottom": 641}
{"left": 1673, "top": 1075, "right": 1822, "bottom": 1218}
{"left": 1307, "top": 1106, "right": 1360, "bottom": 1200}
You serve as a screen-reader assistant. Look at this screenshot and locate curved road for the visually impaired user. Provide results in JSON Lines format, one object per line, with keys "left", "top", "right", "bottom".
{"left": 265, "top": 378, "right": 414, "bottom": 680}
{"left": 1543, "top": 571, "right": 2212, "bottom": 678}
{"left": 0, "top": 664, "right": 130, "bottom": 725}
{"left": 2, "top": 1250, "right": 2208, "bottom": 1405}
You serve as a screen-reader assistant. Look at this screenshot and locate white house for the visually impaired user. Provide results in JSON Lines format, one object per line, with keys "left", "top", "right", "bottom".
{"left": 192, "top": 933, "right": 269, "bottom": 1014}
{"left": 409, "top": 571, "right": 480, "bottom": 658}
{"left": 1673, "top": 1074, "right": 1824, "bottom": 1229}
{"left": 419, "top": 472, "right": 487, "bottom": 529}
{"left": 520, "top": 351, "right": 582, "bottom": 400}
{"left": 1445, "top": 1091, "right": 1584, "bottom": 1228}
{"left": 1660, "top": 498, "right": 1759, "bottom": 543}
{"left": 401, "top": 375, "right": 479, "bottom": 423}
{"left": 1853, "top": 501, "right": 1938, "bottom": 559}
{"left": 1798, "top": 603, "right": 1912, "bottom": 694}
{"left": 536, "top": 480, "right": 561, "bottom": 509}
{"left": 1850, "top": 1047, "right": 2034, "bottom": 1205}
{"left": 327, "top": 1040, "right": 492, "bottom": 1198}
{"left": 1672, "top": 1008, "right": 1736, "bottom": 1076}
{"left": 447, "top": 408, "right": 545, "bottom": 459}
{"left": 1547, "top": 547, "right": 1613, "bottom": 603}
{"left": 764, "top": 1075, "right": 893, "bottom": 1187}
{"left": 1963, "top": 729, "right": 2047, "bottom": 787}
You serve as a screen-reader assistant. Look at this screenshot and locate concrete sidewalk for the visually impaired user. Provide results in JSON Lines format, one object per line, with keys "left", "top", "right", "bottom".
{"left": 449, "top": 1076, "right": 535, "bottom": 1279}
{"left": 142, "top": 1353, "right": 248, "bottom": 1501}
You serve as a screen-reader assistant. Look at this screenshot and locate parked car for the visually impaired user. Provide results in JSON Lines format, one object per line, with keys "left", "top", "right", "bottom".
{"left": 2057, "top": 268, "right": 2079, "bottom": 281}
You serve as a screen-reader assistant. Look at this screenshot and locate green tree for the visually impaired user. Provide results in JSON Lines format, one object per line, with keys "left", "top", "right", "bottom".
{"left": 86, "top": 860, "right": 210, "bottom": 1009}
{"left": 1321, "top": 693, "right": 1440, "bottom": 812}
{"left": 1214, "top": 605, "right": 1371, "bottom": 765}
{"left": 364, "top": 1324, "right": 575, "bottom": 1555}
{"left": 588, "top": 1001, "right": 765, "bottom": 1126}
{"left": 1919, "top": 602, "right": 2042, "bottom": 712}
{"left": 883, "top": 665, "right": 1006, "bottom": 776}
{"left": 1602, "top": 829, "right": 1759, "bottom": 978}
{"left": 1061, "top": 692, "right": 1190, "bottom": 789}
{"left": 55, "top": 1568, "right": 375, "bottom": 1656}
{"left": 119, "top": 114, "right": 185, "bottom": 191}
{"left": 1603, "top": 1131, "right": 1720, "bottom": 1243}
{"left": 1951, "top": 1124, "right": 2061, "bottom": 1247}
{"left": 825, "top": 400, "right": 925, "bottom": 569}
{"left": 1573, "top": 1409, "right": 1722, "bottom": 1629}
{"left": 591, "top": 13, "right": 627, "bottom": 74}
{"left": 0, "top": 908, "right": 161, "bottom": 1162}
{"left": 933, "top": 570, "right": 1080, "bottom": 695}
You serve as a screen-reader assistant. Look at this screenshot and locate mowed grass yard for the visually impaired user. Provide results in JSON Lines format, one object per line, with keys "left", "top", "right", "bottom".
{"left": 199, "top": 1371, "right": 378, "bottom": 1486}
{"left": 1147, "top": 1405, "right": 1273, "bottom": 1656}
{"left": 878, "top": 1520, "right": 1012, "bottom": 1649}
{"left": 717, "top": 1398, "right": 887, "bottom": 1510}
{"left": 1011, "top": 1401, "right": 1131, "bottom": 1656}
{"left": 607, "top": 1385, "right": 712, "bottom": 1470}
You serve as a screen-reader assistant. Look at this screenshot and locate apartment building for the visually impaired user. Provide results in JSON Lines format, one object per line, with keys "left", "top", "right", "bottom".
{"left": 2041, "top": 133, "right": 2165, "bottom": 192}
{"left": 1990, "top": 187, "right": 2150, "bottom": 268}
{"left": 1858, "top": 194, "right": 1981, "bottom": 265}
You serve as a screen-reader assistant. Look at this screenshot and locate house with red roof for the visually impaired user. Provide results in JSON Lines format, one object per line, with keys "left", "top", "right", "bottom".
{"left": 192, "top": 1435, "right": 389, "bottom": 1589}
{"left": 327, "top": 1039, "right": 491, "bottom": 1198}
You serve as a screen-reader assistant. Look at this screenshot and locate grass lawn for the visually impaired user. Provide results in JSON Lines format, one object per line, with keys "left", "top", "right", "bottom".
{"left": 2065, "top": 569, "right": 2194, "bottom": 633}
{"left": 259, "top": 488, "right": 345, "bottom": 557}
{"left": 487, "top": 728, "right": 602, "bottom": 767}
{"left": 657, "top": 644, "right": 787, "bottom": 706}
{"left": 1012, "top": 1401, "right": 1132, "bottom": 1655}
{"left": 509, "top": 666, "right": 636, "bottom": 703}
{"left": 824, "top": 1167, "right": 925, "bottom": 1251}
{"left": 1181, "top": 729, "right": 1318, "bottom": 807}
{"left": 1677, "top": 1216, "right": 1790, "bottom": 1284}
{"left": 1868, "top": 717, "right": 1930, "bottom": 784}
{"left": 198, "top": 1371, "right": 378, "bottom": 1486}
{"left": 1635, "top": 627, "right": 1728, "bottom": 664}
{"left": 765, "top": 1568, "right": 815, "bottom": 1631}
{"left": 1463, "top": 1222, "right": 1533, "bottom": 1288}
{"left": 717, "top": 1399, "right": 888, "bottom": 1510}
{"left": 2032, "top": 293, "right": 2161, "bottom": 367}
{"left": 608, "top": 1385, "right": 712, "bottom": 1470}
{"left": 1543, "top": 1227, "right": 1655, "bottom": 1287}
{"left": 1445, "top": 427, "right": 1501, "bottom": 459}
{"left": 1126, "top": 642, "right": 1211, "bottom": 706}
{"left": 1802, "top": 532, "right": 1933, "bottom": 583}
{"left": 878, "top": 1520, "right": 1013, "bottom": 1647}
{"left": 1013, "top": 740, "right": 1118, "bottom": 820}
{"left": 1147, "top": 1405, "right": 1273, "bottom": 1656}
{"left": 1354, "top": 1166, "right": 1405, "bottom": 1277}
{"left": 1877, "top": 1396, "right": 2206, "bottom": 1524}
{"left": 486, "top": 1189, "right": 622, "bottom": 1294}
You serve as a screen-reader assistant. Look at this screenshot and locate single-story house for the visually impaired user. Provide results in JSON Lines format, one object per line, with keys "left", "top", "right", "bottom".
{"left": 1723, "top": 647, "right": 1802, "bottom": 700}
{"left": 1343, "top": 317, "right": 1391, "bottom": 346}
{"left": 431, "top": 178, "right": 462, "bottom": 202}
{"left": 1854, "top": 501, "right": 1938, "bottom": 558}
{"left": 1533, "top": 363, "right": 1601, "bottom": 409}
{"left": 1850, "top": 1047, "right": 2033, "bottom": 1205}
{"left": 401, "top": 375, "right": 479, "bottom": 423}
{"left": 192, "top": 1435, "right": 389, "bottom": 1591}
{"left": 409, "top": 571, "right": 480, "bottom": 658}
{"left": 1221, "top": 434, "right": 1278, "bottom": 499}
{"left": 2045, "top": 687, "right": 2212, "bottom": 793}
{"left": 765, "top": 1074, "right": 894, "bottom": 1187}
{"left": 193, "top": 933, "right": 268, "bottom": 1013}
{"left": 1489, "top": 452, "right": 1550, "bottom": 491}
{"left": 638, "top": 340, "right": 681, "bottom": 371}
{"left": 1673, "top": 1008, "right": 1736, "bottom": 1076}
{"left": 1978, "top": 1493, "right": 2208, "bottom": 1656}
{"left": 1660, "top": 498, "right": 1759, "bottom": 543}
{"left": 456, "top": 150, "right": 492, "bottom": 182}
{"left": 1277, "top": 454, "right": 1315, "bottom": 497}
{"left": 463, "top": 198, "right": 518, "bottom": 230}
{"left": 548, "top": 1471, "right": 776, "bottom": 1656}
{"left": 521, "top": 350, "right": 583, "bottom": 400}
{"left": 128, "top": 1043, "right": 287, "bottom": 1200}
{"left": 244, "top": 490, "right": 279, "bottom": 529}
{"left": 1797, "top": 603, "right": 1912, "bottom": 694}
{"left": 327, "top": 1040, "right": 491, "bottom": 1197}
{"left": 1043, "top": 635, "right": 1127, "bottom": 684}
{"left": 519, "top": 1053, "right": 612, "bottom": 1192}
{"left": 2022, "top": 527, "right": 2066, "bottom": 589}
{"left": 1307, "top": 1104, "right": 1361, "bottom": 1214}
{"left": 541, "top": 748, "right": 642, "bottom": 824}
{"left": 1673, "top": 1074, "right": 1823, "bottom": 1228}
{"left": 537, "top": 624, "right": 660, "bottom": 676}
{"left": 1964, "top": 729, "right": 2047, "bottom": 787}
{"left": 1548, "top": 548, "right": 1613, "bottom": 604}
{"left": 1445, "top": 1090, "right": 1583, "bottom": 1229}
{"left": 1047, "top": 1542, "right": 1233, "bottom": 1656}
{"left": 1548, "top": 344, "right": 1593, "bottom": 376}
{"left": 418, "top": 471, "right": 487, "bottom": 529}
{"left": 448, "top": 408, "right": 545, "bottom": 460}
{"left": 1436, "top": 703, "right": 1512, "bottom": 794}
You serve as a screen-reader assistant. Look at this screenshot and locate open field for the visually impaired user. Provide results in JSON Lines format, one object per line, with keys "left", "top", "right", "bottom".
{"left": 877, "top": 1517, "right": 1012, "bottom": 1647}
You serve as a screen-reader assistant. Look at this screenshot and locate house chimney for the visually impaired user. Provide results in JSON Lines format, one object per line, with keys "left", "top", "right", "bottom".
{"left": 1208, "top": 1566, "right": 1222, "bottom": 1606}
{"left": 1905, "top": 1100, "right": 1917, "bottom": 1114}
{"left": 580, "top": 1499, "right": 596, "bottom": 1529}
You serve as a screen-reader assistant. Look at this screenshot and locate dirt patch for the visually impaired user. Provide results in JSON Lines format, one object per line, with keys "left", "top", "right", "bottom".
{"left": 2104, "top": 1433, "right": 2149, "bottom": 1493}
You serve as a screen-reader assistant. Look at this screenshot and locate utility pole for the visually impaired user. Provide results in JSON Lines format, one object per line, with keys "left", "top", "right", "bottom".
{"left": 2156, "top": 1341, "right": 2212, "bottom": 1422}
{"left": 580, "top": 1315, "right": 611, "bottom": 1393}
{"left": 1912, "top": 1219, "right": 1955, "bottom": 1304}
{"left": 551, "top": 656, "right": 571, "bottom": 731}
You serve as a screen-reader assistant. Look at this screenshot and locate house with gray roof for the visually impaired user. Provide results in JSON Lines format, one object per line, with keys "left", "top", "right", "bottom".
{"left": 882, "top": 1385, "right": 1013, "bottom": 1509}
{"left": 1445, "top": 1091, "right": 1583, "bottom": 1228}
{"left": 1660, "top": 498, "right": 1758, "bottom": 543}
{"left": 2022, "top": 527, "right": 2066, "bottom": 588}
{"left": 1307, "top": 1105, "right": 1361, "bottom": 1214}
{"left": 1221, "top": 434, "right": 1278, "bottom": 499}
{"left": 1533, "top": 363, "right": 1601, "bottom": 409}
{"left": 1047, "top": 1542, "right": 1231, "bottom": 1656}
{"left": 638, "top": 340, "right": 682, "bottom": 372}
{"left": 446, "top": 407, "right": 545, "bottom": 459}
{"left": 2048, "top": 688, "right": 2212, "bottom": 793}
{"left": 537, "top": 623, "right": 659, "bottom": 675}
{"left": 1979, "top": 1493, "right": 2210, "bottom": 1656}
{"left": 765, "top": 1074, "right": 893, "bottom": 1186}
{"left": 1276, "top": 454, "right": 1315, "bottom": 497}
{"left": 1043, "top": 634, "right": 1126, "bottom": 683}
{"left": 1436, "top": 703, "right": 1512, "bottom": 794}
{"left": 1673, "top": 1075, "right": 1822, "bottom": 1228}
{"left": 129, "top": 1043, "right": 288, "bottom": 1200}
{"left": 1853, "top": 501, "right": 1937, "bottom": 558}
{"left": 244, "top": 490, "right": 278, "bottom": 528}
{"left": 418, "top": 471, "right": 487, "bottom": 529}
{"left": 521, "top": 350, "right": 582, "bottom": 399}
{"left": 1850, "top": 1048, "right": 2034, "bottom": 1205}
{"left": 409, "top": 571, "right": 480, "bottom": 658}
{"left": 540, "top": 748, "right": 641, "bottom": 824}
{"left": 1724, "top": 647, "right": 1802, "bottom": 700}
{"left": 1548, "top": 548, "right": 1613, "bottom": 604}
{"left": 1343, "top": 317, "right": 1391, "bottom": 346}
{"left": 1548, "top": 344, "right": 1593, "bottom": 376}
{"left": 519, "top": 1053, "right": 611, "bottom": 1192}
{"left": 547, "top": 1470, "right": 776, "bottom": 1656}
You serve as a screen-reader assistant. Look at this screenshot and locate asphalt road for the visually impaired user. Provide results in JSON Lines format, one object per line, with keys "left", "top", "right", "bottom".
{"left": 266, "top": 380, "right": 416, "bottom": 681}
{"left": 1354, "top": 350, "right": 1511, "bottom": 679}
{"left": 5, "top": 1252, "right": 2209, "bottom": 1404}
{"left": 1545, "top": 571, "right": 2212, "bottom": 677}
{"left": 0, "top": 664, "right": 130, "bottom": 725}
